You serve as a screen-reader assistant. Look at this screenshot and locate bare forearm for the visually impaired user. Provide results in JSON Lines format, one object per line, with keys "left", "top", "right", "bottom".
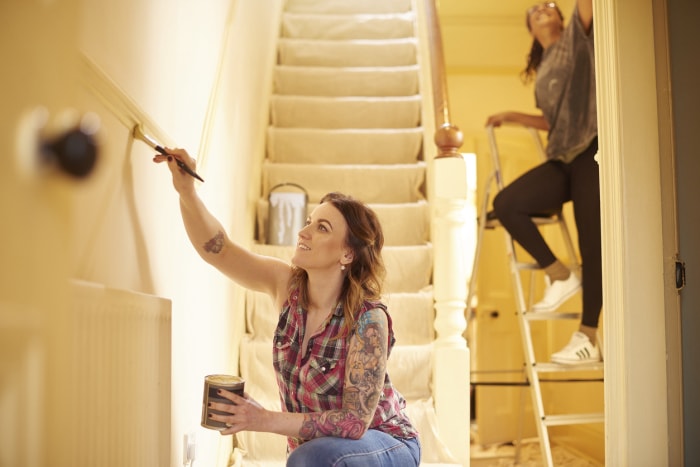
{"left": 486, "top": 111, "right": 549, "bottom": 131}
{"left": 507, "top": 112, "right": 549, "bottom": 130}
{"left": 518, "top": 113, "right": 548, "bottom": 130}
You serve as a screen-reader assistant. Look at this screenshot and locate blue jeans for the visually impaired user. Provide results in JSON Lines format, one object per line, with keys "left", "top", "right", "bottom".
{"left": 286, "top": 430, "right": 421, "bottom": 467}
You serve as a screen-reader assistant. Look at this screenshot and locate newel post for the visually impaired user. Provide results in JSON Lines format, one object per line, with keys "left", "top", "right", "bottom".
{"left": 432, "top": 123, "right": 472, "bottom": 465}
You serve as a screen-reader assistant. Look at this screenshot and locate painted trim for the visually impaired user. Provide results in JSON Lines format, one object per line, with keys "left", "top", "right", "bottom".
{"left": 80, "top": 54, "right": 174, "bottom": 147}
{"left": 592, "top": 1, "right": 627, "bottom": 464}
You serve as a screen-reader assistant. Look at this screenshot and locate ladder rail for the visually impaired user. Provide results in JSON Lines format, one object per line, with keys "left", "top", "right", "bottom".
{"left": 465, "top": 170, "right": 498, "bottom": 316}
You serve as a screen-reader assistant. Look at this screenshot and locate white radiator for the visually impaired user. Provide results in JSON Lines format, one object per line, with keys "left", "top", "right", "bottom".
{"left": 66, "top": 280, "right": 172, "bottom": 467}
{"left": 0, "top": 281, "right": 171, "bottom": 467}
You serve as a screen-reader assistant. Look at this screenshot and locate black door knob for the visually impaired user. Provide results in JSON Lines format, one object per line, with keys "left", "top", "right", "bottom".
{"left": 42, "top": 127, "right": 98, "bottom": 179}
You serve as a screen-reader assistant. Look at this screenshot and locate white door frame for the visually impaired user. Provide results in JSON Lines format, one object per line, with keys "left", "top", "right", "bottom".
{"left": 595, "top": 0, "right": 678, "bottom": 465}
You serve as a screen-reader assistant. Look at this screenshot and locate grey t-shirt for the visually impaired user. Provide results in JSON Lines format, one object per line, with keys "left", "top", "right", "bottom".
{"left": 535, "top": 7, "right": 597, "bottom": 163}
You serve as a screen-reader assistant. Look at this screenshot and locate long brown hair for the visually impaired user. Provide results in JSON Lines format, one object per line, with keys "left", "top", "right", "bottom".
{"left": 521, "top": 3, "right": 565, "bottom": 83}
{"left": 288, "top": 192, "right": 386, "bottom": 337}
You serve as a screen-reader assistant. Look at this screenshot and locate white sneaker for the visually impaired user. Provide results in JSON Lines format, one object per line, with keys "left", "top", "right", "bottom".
{"left": 551, "top": 331, "right": 601, "bottom": 365}
{"left": 531, "top": 272, "right": 581, "bottom": 312}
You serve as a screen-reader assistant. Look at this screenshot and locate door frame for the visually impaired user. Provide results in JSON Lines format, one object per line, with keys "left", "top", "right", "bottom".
{"left": 651, "top": 0, "right": 684, "bottom": 465}
{"left": 595, "top": 0, "right": 680, "bottom": 465}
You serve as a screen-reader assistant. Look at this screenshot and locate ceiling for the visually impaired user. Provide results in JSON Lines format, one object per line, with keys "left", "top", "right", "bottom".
{"left": 436, "top": 0, "right": 576, "bottom": 17}
{"left": 434, "top": 0, "right": 577, "bottom": 71}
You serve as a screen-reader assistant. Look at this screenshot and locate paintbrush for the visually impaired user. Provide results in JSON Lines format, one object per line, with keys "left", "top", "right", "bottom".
{"left": 133, "top": 124, "right": 204, "bottom": 182}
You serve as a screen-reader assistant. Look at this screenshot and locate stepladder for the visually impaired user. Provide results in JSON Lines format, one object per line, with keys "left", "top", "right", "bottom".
{"left": 468, "top": 125, "right": 604, "bottom": 467}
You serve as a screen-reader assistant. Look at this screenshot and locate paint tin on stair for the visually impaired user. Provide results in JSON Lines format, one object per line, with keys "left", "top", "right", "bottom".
{"left": 201, "top": 374, "right": 245, "bottom": 430}
{"left": 266, "top": 183, "right": 307, "bottom": 245}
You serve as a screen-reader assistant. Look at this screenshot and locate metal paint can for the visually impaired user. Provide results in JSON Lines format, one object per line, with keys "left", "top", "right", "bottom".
{"left": 201, "top": 374, "right": 245, "bottom": 431}
{"left": 266, "top": 183, "right": 307, "bottom": 246}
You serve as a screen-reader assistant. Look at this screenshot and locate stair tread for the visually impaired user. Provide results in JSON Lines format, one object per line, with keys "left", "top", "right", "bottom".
{"left": 271, "top": 94, "right": 423, "bottom": 103}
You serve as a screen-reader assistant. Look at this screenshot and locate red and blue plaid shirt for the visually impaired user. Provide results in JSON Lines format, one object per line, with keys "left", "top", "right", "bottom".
{"left": 273, "top": 287, "right": 419, "bottom": 452}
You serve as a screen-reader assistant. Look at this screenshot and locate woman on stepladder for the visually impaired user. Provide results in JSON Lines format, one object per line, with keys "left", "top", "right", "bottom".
{"left": 486, "top": 0, "right": 601, "bottom": 365}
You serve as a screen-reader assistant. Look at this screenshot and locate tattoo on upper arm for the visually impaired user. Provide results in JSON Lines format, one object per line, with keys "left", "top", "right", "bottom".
{"left": 345, "top": 310, "right": 387, "bottom": 417}
{"left": 204, "top": 230, "right": 224, "bottom": 254}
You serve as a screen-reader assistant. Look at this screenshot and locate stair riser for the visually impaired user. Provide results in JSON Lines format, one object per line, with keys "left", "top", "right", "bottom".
{"left": 267, "top": 127, "right": 423, "bottom": 164}
{"left": 282, "top": 12, "right": 416, "bottom": 40}
{"left": 274, "top": 66, "right": 419, "bottom": 97}
{"left": 278, "top": 38, "right": 418, "bottom": 67}
{"left": 270, "top": 95, "right": 421, "bottom": 129}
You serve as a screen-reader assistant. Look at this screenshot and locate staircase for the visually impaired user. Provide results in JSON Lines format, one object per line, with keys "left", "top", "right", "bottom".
{"left": 234, "top": 0, "right": 466, "bottom": 465}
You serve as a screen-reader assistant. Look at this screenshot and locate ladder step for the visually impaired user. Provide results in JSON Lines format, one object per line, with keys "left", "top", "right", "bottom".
{"left": 525, "top": 311, "right": 581, "bottom": 321}
{"left": 514, "top": 261, "right": 542, "bottom": 271}
{"left": 514, "top": 261, "right": 580, "bottom": 272}
{"left": 542, "top": 413, "right": 604, "bottom": 426}
{"left": 484, "top": 214, "right": 561, "bottom": 230}
{"left": 534, "top": 361, "right": 605, "bottom": 373}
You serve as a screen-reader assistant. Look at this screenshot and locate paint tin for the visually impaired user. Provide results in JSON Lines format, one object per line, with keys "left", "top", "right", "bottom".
{"left": 201, "top": 374, "right": 245, "bottom": 431}
{"left": 266, "top": 183, "right": 307, "bottom": 245}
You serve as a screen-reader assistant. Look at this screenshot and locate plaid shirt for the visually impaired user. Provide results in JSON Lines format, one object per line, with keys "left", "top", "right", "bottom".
{"left": 273, "top": 287, "right": 419, "bottom": 452}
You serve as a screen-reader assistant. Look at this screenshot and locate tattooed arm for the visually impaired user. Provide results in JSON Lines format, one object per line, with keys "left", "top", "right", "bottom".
{"left": 299, "top": 308, "right": 388, "bottom": 440}
{"left": 155, "top": 148, "right": 290, "bottom": 297}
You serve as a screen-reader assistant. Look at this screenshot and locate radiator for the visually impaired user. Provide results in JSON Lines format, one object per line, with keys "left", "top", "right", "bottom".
{"left": 64, "top": 280, "right": 172, "bottom": 467}
{"left": 0, "top": 281, "right": 172, "bottom": 467}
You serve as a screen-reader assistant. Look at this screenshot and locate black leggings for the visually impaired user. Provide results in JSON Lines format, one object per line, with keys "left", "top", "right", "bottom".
{"left": 492, "top": 138, "right": 601, "bottom": 328}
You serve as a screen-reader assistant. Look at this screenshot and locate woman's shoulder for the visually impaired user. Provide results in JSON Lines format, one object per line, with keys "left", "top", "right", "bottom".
{"left": 361, "top": 299, "right": 387, "bottom": 313}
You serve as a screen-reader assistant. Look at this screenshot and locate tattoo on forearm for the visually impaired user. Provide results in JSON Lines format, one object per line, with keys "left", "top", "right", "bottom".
{"left": 299, "top": 411, "right": 365, "bottom": 440}
{"left": 204, "top": 230, "right": 224, "bottom": 254}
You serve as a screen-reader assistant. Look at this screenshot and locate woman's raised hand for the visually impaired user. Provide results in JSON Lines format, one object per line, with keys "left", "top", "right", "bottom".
{"left": 152, "top": 147, "right": 198, "bottom": 195}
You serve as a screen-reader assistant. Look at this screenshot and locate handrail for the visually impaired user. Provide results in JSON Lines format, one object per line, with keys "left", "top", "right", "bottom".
{"left": 422, "top": 0, "right": 463, "bottom": 158}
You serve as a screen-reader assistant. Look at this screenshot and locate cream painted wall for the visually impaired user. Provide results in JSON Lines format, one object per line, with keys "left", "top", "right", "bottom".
{"left": 73, "top": 0, "right": 283, "bottom": 465}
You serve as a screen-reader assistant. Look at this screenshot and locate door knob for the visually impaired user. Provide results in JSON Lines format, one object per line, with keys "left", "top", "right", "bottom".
{"left": 41, "top": 126, "right": 98, "bottom": 179}
{"left": 16, "top": 107, "right": 100, "bottom": 180}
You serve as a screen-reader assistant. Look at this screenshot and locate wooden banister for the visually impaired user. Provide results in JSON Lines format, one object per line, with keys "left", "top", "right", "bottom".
{"left": 422, "top": 0, "right": 464, "bottom": 158}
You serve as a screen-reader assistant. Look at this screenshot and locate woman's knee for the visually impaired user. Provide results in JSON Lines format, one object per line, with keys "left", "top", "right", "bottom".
{"left": 492, "top": 191, "right": 513, "bottom": 220}
{"left": 286, "top": 439, "right": 336, "bottom": 467}
{"left": 286, "top": 446, "right": 312, "bottom": 467}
